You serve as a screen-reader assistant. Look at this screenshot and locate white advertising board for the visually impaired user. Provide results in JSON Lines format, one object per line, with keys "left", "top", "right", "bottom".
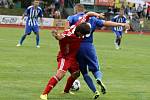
{"left": 0, "top": 15, "right": 54, "bottom": 27}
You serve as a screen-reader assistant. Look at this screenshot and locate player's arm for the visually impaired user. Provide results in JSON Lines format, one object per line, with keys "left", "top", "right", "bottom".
{"left": 64, "top": 16, "right": 72, "bottom": 30}
{"left": 86, "top": 12, "right": 105, "bottom": 19}
{"left": 51, "top": 30, "right": 64, "bottom": 40}
{"left": 39, "top": 17, "right": 43, "bottom": 27}
{"left": 64, "top": 20, "right": 70, "bottom": 30}
{"left": 20, "top": 13, "right": 26, "bottom": 25}
{"left": 20, "top": 8, "right": 29, "bottom": 25}
{"left": 103, "top": 21, "right": 130, "bottom": 30}
{"left": 39, "top": 8, "right": 44, "bottom": 26}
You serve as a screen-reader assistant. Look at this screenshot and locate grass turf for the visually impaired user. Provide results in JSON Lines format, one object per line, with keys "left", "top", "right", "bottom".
{"left": 0, "top": 27, "right": 150, "bottom": 100}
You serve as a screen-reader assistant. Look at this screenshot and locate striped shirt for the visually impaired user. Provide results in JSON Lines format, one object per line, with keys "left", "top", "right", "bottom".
{"left": 112, "top": 15, "right": 126, "bottom": 31}
{"left": 24, "top": 5, "right": 43, "bottom": 26}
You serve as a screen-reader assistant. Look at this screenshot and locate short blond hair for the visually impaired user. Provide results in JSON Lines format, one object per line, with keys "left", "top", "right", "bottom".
{"left": 74, "top": 3, "right": 85, "bottom": 13}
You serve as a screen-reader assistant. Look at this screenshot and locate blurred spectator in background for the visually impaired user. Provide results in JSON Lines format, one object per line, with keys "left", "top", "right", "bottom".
{"left": 130, "top": 13, "right": 140, "bottom": 32}
{"left": 131, "top": 4, "right": 137, "bottom": 13}
{"left": 143, "top": 3, "right": 147, "bottom": 17}
{"left": 53, "top": 10, "right": 61, "bottom": 18}
{"left": 55, "top": 0, "right": 60, "bottom": 10}
{"left": 139, "top": 17, "right": 144, "bottom": 34}
{"left": 128, "top": 4, "right": 136, "bottom": 20}
{"left": 0, "top": 0, "right": 14, "bottom": 8}
{"left": 44, "top": 3, "right": 51, "bottom": 17}
{"left": 137, "top": 4, "right": 143, "bottom": 18}
{"left": 105, "top": 7, "right": 114, "bottom": 21}
{"left": 49, "top": 3, "right": 55, "bottom": 17}
{"left": 64, "top": 0, "right": 74, "bottom": 8}
{"left": 146, "top": 6, "right": 150, "bottom": 20}
{"left": 124, "top": 3, "right": 130, "bottom": 15}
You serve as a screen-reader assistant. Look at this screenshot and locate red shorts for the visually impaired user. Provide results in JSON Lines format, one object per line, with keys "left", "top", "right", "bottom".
{"left": 57, "top": 57, "right": 79, "bottom": 74}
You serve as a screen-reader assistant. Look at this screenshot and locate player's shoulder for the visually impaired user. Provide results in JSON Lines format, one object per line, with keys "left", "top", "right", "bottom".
{"left": 27, "top": 5, "right": 33, "bottom": 10}
{"left": 67, "top": 15, "right": 73, "bottom": 20}
{"left": 37, "top": 6, "right": 42, "bottom": 11}
{"left": 74, "top": 12, "right": 85, "bottom": 17}
{"left": 113, "top": 15, "right": 120, "bottom": 19}
{"left": 123, "top": 15, "right": 127, "bottom": 19}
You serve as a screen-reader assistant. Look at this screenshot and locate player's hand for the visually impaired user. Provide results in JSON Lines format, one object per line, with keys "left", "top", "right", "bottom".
{"left": 124, "top": 23, "right": 130, "bottom": 30}
{"left": 40, "top": 25, "right": 44, "bottom": 29}
{"left": 51, "top": 30, "right": 64, "bottom": 40}
{"left": 51, "top": 30, "right": 58, "bottom": 37}
{"left": 97, "top": 13, "right": 105, "bottom": 19}
{"left": 57, "top": 33, "right": 65, "bottom": 40}
{"left": 19, "top": 20, "right": 23, "bottom": 26}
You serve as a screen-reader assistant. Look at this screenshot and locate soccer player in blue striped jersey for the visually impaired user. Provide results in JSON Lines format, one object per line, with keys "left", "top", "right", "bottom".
{"left": 112, "top": 8, "right": 127, "bottom": 49}
{"left": 17, "top": 0, "right": 43, "bottom": 48}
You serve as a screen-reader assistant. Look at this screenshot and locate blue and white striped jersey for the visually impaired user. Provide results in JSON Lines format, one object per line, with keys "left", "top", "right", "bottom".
{"left": 24, "top": 5, "right": 43, "bottom": 26}
{"left": 112, "top": 15, "right": 126, "bottom": 32}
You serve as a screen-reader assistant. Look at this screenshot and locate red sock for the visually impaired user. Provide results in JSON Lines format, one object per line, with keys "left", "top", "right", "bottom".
{"left": 64, "top": 76, "right": 76, "bottom": 93}
{"left": 43, "top": 76, "right": 59, "bottom": 95}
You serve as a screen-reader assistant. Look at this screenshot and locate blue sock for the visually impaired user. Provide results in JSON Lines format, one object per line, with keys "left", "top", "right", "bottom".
{"left": 93, "top": 71, "right": 102, "bottom": 81}
{"left": 19, "top": 34, "right": 27, "bottom": 45}
{"left": 83, "top": 74, "right": 96, "bottom": 93}
{"left": 36, "top": 34, "right": 40, "bottom": 46}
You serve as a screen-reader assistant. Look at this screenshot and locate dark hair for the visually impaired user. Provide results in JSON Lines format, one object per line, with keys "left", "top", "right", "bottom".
{"left": 75, "top": 22, "right": 90, "bottom": 36}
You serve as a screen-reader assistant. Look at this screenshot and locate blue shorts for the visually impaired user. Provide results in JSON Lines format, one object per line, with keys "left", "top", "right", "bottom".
{"left": 25, "top": 25, "right": 39, "bottom": 35}
{"left": 113, "top": 31, "right": 123, "bottom": 38}
{"left": 77, "top": 43, "right": 100, "bottom": 75}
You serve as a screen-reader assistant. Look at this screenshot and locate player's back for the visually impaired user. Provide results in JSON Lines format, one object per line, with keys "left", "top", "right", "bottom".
{"left": 58, "top": 34, "right": 82, "bottom": 58}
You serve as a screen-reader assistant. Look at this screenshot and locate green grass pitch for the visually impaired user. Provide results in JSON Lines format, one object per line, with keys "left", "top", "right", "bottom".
{"left": 0, "top": 27, "right": 150, "bottom": 100}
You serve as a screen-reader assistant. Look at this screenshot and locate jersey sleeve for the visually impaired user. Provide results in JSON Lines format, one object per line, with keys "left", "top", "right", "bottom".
{"left": 24, "top": 7, "right": 30, "bottom": 16}
{"left": 67, "top": 16, "right": 73, "bottom": 26}
{"left": 95, "top": 18, "right": 105, "bottom": 27}
{"left": 38, "top": 7, "right": 43, "bottom": 17}
{"left": 111, "top": 17, "right": 115, "bottom": 22}
{"left": 111, "top": 15, "right": 118, "bottom": 22}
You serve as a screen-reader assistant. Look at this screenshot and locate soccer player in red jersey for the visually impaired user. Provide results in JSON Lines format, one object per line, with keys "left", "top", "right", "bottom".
{"left": 40, "top": 12, "right": 103, "bottom": 100}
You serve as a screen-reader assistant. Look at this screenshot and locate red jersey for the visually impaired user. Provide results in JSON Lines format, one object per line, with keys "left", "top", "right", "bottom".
{"left": 57, "top": 15, "right": 89, "bottom": 59}
{"left": 58, "top": 34, "right": 82, "bottom": 59}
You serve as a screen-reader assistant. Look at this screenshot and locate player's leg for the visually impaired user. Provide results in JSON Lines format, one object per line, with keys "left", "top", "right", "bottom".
{"left": 40, "top": 57, "right": 69, "bottom": 100}
{"left": 117, "top": 32, "right": 122, "bottom": 47}
{"left": 77, "top": 49, "right": 97, "bottom": 94}
{"left": 35, "top": 32, "right": 40, "bottom": 48}
{"left": 33, "top": 26, "right": 40, "bottom": 48}
{"left": 40, "top": 70, "right": 66, "bottom": 100}
{"left": 86, "top": 45, "right": 106, "bottom": 94}
{"left": 64, "top": 60, "right": 80, "bottom": 93}
{"left": 42, "top": 70, "right": 66, "bottom": 95}
{"left": 64, "top": 70, "right": 80, "bottom": 93}
{"left": 17, "top": 25, "right": 31, "bottom": 46}
{"left": 114, "top": 31, "right": 121, "bottom": 49}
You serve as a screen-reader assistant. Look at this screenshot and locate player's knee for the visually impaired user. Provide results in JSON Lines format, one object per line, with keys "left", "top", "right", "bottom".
{"left": 24, "top": 34, "right": 27, "bottom": 36}
{"left": 34, "top": 32, "right": 39, "bottom": 35}
{"left": 56, "top": 70, "right": 66, "bottom": 80}
{"left": 72, "top": 71, "right": 80, "bottom": 79}
{"left": 117, "top": 36, "right": 121, "bottom": 40}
